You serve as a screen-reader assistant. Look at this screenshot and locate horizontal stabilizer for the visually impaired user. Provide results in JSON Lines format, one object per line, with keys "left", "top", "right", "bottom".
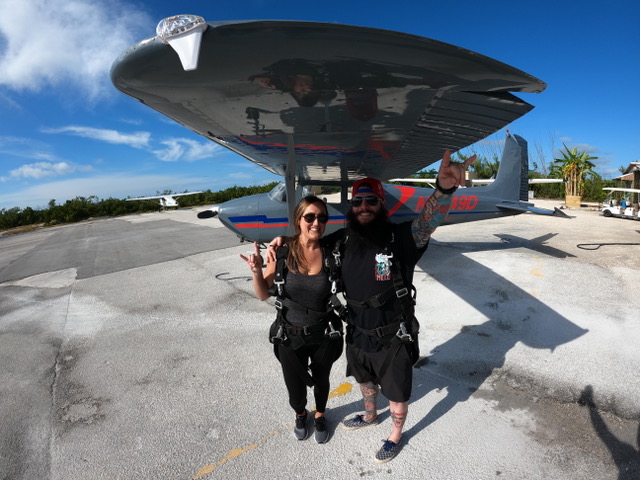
{"left": 496, "top": 202, "right": 571, "bottom": 218}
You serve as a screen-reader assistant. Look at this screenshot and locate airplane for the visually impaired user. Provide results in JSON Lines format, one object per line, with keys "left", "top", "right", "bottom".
{"left": 600, "top": 187, "right": 640, "bottom": 220}
{"left": 126, "top": 191, "right": 203, "bottom": 209}
{"left": 111, "top": 16, "right": 568, "bottom": 243}
{"left": 197, "top": 132, "right": 569, "bottom": 242}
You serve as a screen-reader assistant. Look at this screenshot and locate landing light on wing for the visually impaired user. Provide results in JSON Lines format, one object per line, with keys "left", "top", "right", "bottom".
{"left": 156, "top": 15, "right": 207, "bottom": 71}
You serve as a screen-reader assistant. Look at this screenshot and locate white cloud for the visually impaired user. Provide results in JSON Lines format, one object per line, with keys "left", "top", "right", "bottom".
{"left": 0, "top": 0, "right": 153, "bottom": 99}
{"left": 153, "top": 138, "right": 221, "bottom": 162}
{"left": 2, "top": 161, "right": 93, "bottom": 181}
{"left": 43, "top": 126, "right": 150, "bottom": 148}
{"left": 8, "top": 161, "right": 73, "bottom": 179}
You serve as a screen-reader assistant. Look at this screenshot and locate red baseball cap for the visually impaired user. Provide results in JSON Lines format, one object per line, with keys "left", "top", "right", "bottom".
{"left": 351, "top": 177, "right": 385, "bottom": 201}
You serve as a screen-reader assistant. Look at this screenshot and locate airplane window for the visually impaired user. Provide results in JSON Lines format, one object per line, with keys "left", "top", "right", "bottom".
{"left": 268, "top": 182, "right": 287, "bottom": 202}
{"left": 307, "top": 185, "right": 342, "bottom": 204}
{"left": 268, "top": 182, "right": 342, "bottom": 204}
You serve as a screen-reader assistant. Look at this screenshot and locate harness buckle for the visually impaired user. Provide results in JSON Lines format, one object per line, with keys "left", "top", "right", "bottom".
{"left": 326, "top": 323, "right": 342, "bottom": 339}
{"left": 270, "top": 325, "right": 287, "bottom": 345}
{"left": 332, "top": 249, "right": 341, "bottom": 268}
{"left": 396, "top": 288, "right": 408, "bottom": 298}
{"left": 274, "top": 299, "right": 283, "bottom": 310}
{"left": 335, "top": 304, "right": 348, "bottom": 321}
{"left": 396, "top": 322, "right": 413, "bottom": 343}
{"left": 374, "top": 326, "right": 386, "bottom": 338}
{"left": 302, "top": 325, "right": 310, "bottom": 336}
{"left": 274, "top": 279, "right": 284, "bottom": 296}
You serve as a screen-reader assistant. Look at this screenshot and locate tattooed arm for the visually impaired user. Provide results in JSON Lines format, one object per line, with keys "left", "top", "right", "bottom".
{"left": 411, "top": 150, "right": 476, "bottom": 248}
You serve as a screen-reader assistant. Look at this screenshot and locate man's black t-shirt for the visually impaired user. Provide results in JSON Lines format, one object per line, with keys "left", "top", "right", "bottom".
{"left": 323, "top": 222, "right": 427, "bottom": 352}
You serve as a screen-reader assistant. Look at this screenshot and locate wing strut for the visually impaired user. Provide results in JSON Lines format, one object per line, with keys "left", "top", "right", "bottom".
{"left": 286, "top": 134, "right": 297, "bottom": 235}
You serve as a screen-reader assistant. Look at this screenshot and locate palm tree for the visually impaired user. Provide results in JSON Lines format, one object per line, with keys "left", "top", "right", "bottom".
{"left": 550, "top": 145, "right": 600, "bottom": 202}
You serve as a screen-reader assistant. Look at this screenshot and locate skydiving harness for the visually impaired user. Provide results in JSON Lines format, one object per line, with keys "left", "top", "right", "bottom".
{"left": 335, "top": 232, "right": 419, "bottom": 380}
{"left": 268, "top": 244, "right": 346, "bottom": 387}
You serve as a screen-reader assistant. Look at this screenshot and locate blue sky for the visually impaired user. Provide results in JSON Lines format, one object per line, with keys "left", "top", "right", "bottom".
{"left": 1, "top": 0, "right": 638, "bottom": 210}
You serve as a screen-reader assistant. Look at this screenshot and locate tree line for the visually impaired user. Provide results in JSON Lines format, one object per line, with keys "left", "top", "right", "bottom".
{"left": 0, "top": 183, "right": 278, "bottom": 231}
{"left": 0, "top": 142, "right": 625, "bottom": 232}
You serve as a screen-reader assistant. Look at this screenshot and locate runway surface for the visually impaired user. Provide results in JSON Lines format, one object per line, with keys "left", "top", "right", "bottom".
{"left": 1, "top": 201, "right": 639, "bottom": 479}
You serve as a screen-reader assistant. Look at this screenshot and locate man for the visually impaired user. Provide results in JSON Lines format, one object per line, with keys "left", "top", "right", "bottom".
{"left": 269, "top": 150, "right": 474, "bottom": 462}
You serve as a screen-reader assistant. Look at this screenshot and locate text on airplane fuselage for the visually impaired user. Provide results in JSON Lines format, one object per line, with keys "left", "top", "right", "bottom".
{"left": 393, "top": 186, "right": 478, "bottom": 214}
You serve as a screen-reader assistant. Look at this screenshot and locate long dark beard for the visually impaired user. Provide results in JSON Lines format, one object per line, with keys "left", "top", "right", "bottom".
{"left": 346, "top": 207, "right": 391, "bottom": 248}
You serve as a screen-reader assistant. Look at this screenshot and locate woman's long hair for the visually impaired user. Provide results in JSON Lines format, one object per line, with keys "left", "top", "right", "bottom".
{"left": 285, "top": 195, "right": 327, "bottom": 273}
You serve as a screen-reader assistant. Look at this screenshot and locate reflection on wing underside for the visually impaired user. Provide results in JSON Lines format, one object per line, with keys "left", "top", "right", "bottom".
{"left": 111, "top": 20, "right": 545, "bottom": 183}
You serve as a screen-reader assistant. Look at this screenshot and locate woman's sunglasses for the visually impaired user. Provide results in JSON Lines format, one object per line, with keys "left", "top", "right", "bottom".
{"left": 302, "top": 213, "right": 329, "bottom": 224}
{"left": 350, "top": 195, "right": 380, "bottom": 207}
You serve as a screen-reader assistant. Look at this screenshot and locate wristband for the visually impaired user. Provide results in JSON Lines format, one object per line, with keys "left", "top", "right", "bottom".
{"left": 435, "top": 178, "right": 457, "bottom": 195}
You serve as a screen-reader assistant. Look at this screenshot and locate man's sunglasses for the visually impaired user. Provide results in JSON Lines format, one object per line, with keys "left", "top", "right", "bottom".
{"left": 350, "top": 195, "right": 380, "bottom": 207}
{"left": 302, "top": 213, "right": 329, "bottom": 224}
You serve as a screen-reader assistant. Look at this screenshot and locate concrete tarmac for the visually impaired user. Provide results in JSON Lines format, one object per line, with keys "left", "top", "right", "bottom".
{"left": 1, "top": 201, "right": 639, "bottom": 480}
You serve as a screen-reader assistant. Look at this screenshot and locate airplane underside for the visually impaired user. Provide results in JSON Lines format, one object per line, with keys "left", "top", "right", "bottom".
{"left": 111, "top": 16, "right": 565, "bottom": 243}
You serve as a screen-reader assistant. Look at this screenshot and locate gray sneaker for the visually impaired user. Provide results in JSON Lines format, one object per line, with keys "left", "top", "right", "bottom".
{"left": 342, "top": 414, "right": 379, "bottom": 430}
{"left": 314, "top": 416, "right": 328, "bottom": 444}
{"left": 293, "top": 412, "right": 308, "bottom": 440}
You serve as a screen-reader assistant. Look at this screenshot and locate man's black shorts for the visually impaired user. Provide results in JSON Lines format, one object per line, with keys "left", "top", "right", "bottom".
{"left": 345, "top": 343, "right": 413, "bottom": 403}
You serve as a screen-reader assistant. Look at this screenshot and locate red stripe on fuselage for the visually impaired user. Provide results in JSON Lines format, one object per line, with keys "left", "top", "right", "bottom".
{"left": 386, "top": 186, "right": 416, "bottom": 217}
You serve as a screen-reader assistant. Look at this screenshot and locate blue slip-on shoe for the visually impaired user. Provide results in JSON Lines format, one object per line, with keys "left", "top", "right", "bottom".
{"left": 341, "top": 414, "right": 379, "bottom": 430}
{"left": 374, "top": 439, "right": 402, "bottom": 463}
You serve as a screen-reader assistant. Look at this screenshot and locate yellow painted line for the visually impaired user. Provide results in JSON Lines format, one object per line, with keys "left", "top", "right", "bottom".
{"left": 529, "top": 258, "right": 544, "bottom": 278}
{"left": 192, "top": 382, "right": 354, "bottom": 479}
{"left": 192, "top": 431, "right": 280, "bottom": 479}
{"left": 328, "top": 382, "right": 353, "bottom": 399}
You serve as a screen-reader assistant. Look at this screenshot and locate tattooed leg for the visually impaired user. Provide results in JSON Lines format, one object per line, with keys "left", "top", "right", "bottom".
{"left": 388, "top": 401, "right": 408, "bottom": 444}
{"left": 360, "top": 382, "right": 379, "bottom": 422}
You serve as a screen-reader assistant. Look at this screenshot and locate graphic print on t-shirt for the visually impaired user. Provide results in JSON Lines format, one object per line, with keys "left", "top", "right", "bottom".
{"left": 374, "top": 252, "right": 392, "bottom": 281}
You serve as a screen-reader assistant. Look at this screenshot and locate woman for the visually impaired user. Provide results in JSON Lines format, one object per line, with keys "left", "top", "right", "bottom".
{"left": 239, "top": 196, "right": 343, "bottom": 443}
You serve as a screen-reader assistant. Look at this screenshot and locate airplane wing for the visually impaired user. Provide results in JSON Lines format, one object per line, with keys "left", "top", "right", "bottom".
{"left": 126, "top": 195, "right": 165, "bottom": 201}
{"left": 603, "top": 187, "right": 640, "bottom": 194}
{"left": 111, "top": 18, "right": 546, "bottom": 184}
{"left": 126, "top": 192, "right": 203, "bottom": 201}
{"left": 170, "top": 191, "right": 203, "bottom": 197}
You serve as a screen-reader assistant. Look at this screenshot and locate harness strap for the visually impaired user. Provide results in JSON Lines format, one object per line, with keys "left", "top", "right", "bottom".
{"left": 345, "top": 285, "right": 396, "bottom": 309}
{"left": 277, "top": 320, "right": 342, "bottom": 388}
{"left": 339, "top": 230, "right": 418, "bottom": 380}
{"left": 269, "top": 243, "right": 345, "bottom": 388}
{"left": 284, "top": 322, "right": 327, "bottom": 337}
{"left": 352, "top": 318, "right": 403, "bottom": 339}
{"left": 277, "top": 297, "right": 332, "bottom": 319}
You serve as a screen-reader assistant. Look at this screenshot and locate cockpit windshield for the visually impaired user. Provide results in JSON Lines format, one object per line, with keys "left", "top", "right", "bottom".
{"left": 268, "top": 182, "right": 312, "bottom": 203}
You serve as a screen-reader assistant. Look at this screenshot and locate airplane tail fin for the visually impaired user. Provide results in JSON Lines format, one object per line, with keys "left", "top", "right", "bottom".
{"left": 483, "top": 133, "right": 529, "bottom": 201}
{"left": 486, "top": 133, "right": 571, "bottom": 218}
